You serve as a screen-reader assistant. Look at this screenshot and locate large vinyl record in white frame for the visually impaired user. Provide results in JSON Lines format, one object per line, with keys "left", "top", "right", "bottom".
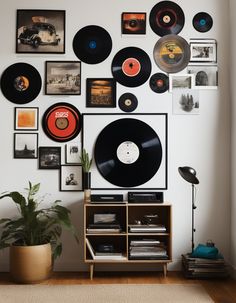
{"left": 82, "top": 113, "right": 168, "bottom": 190}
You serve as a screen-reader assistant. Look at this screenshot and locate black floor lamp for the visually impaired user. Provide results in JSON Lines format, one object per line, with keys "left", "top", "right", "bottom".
{"left": 178, "top": 166, "right": 199, "bottom": 253}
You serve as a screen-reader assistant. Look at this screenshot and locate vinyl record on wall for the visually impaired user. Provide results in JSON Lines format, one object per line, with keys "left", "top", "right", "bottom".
{"left": 149, "top": 1, "right": 185, "bottom": 36}
{"left": 118, "top": 93, "right": 138, "bottom": 112}
{"left": 94, "top": 118, "right": 162, "bottom": 187}
{"left": 42, "top": 102, "right": 82, "bottom": 142}
{"left": 0, "top": 62, "right": 42, "bottom": 104}
{"left": 193, "top": 12, "right": 213, "bottom": 33}
{"left": 149, "top": 73, "right": 169, "bottom": 93}
{"left": 111, "top": 47, "right": 151, "bottom": 87}
{"left": 153, "top": 34, "right": 190, "bottom": 73}
{"left": 72, "top": 25, "right": 112, "bottom": 64}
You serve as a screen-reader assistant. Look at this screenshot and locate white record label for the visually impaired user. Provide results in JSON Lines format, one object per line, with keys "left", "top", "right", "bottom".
{"left": 117, "top": 141, "right": 139, "bottom": 164}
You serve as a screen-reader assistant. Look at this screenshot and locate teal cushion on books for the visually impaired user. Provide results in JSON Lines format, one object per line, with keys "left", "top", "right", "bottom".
{"left": 190, "top": 244, "right": 219, "bottom": 259}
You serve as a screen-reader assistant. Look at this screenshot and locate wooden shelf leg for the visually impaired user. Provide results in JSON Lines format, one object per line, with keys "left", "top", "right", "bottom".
{"left": 163, "top": 263, "right": 167, "bottom": 277}
{"left": 90, "top": 264, "right": 94, "bottom": 280}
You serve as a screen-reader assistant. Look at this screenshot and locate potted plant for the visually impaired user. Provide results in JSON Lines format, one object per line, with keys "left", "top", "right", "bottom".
{"left": 80, "top": 148, "right": 92, "bottom": 202}
{"left": 0, "top": 182, "right": 78, "bottom": 283}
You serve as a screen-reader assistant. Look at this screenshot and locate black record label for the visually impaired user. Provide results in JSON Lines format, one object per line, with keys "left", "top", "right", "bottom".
{"left": 193, "top": 12, "right": 213, "bottom": 33}
{"left": 73, "top": 25, "right": 112, "bottom": 64}
{"left": 153, "top": 34, "right": 190, "bottom": 73}
{"left": 111, "top": 47, "right": 151, "bottom": 87}
{"left": 149, "top": 1, "right": 185, "bottom": 36}
{"left": 0, "top": 63, "right": 42, "bottom": 104}
{"left": 42, "top": 103, "right": 82, "bottom": 142}
{"left": 94, "top": 118, "right": 162, "bottom": 187}
{"left": 149, "top": 73, "right": 169, "bottom": 93}
{"left": 118, "top": 93, "right": 138, "bottom": 112}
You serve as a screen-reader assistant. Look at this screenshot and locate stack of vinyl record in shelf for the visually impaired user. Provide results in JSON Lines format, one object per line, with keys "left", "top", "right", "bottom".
{"left": 129, "top": 239, "right": 168, "bottom": 260}
{"left": 182, "top": 254, "right": 229, "bottom": 278}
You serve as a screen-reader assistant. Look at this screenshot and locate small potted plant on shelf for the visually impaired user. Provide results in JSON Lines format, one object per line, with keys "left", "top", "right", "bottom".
{"left": 80, "top": 148, "right": 92, "bottom": 203}
{"left": 0, "top": 181, "right": 79, "bottom": 284}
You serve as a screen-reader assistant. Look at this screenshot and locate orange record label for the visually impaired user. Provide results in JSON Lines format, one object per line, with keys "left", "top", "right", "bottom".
{"left": 122, "top": 58, "right": 141, "bottom": 77}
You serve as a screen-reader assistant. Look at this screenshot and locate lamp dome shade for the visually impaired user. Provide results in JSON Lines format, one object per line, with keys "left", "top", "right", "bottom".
{"left": 178, "top": 166, "right": 199, "bottom": 184}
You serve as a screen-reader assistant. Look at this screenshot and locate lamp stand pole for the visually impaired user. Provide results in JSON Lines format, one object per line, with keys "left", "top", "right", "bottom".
{"left": 191, "top": 183, "right": 197, "bottom": 253}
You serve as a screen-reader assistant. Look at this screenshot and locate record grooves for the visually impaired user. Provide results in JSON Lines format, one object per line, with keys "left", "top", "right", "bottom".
{"left": 42, "top": 103, "right": 82, "bottom": 142}
{"left": 94, "top": 118, "right": 162, "bottom": 187}
{"left": 149, "top": 1, "right": 185, "bottom": 36}
{"left": 0, "top": 62, "right": 42, "bottom": 104}
{"left": 193, "top": 12, "right": 213, "bottom": 33}
{"left": 111, "top": 47, "right": 151, "bottom": 87}
{"left": 73, "top": 25, "right": 112, "bottom": 64}
{"left": 149, "top": 73, "right": 169, "bottom": 93}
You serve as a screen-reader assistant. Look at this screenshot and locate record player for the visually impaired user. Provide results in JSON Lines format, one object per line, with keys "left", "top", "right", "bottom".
{"left": 128, "top": 192, "right": 163, "bottom": 203}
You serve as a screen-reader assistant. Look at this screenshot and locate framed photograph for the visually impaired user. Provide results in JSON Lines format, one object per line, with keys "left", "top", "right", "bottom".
{"left": 14, "top": 133, "right": 38, "bottom": 158}
{"left": 86, "top": 78, "right": 116, "bottom": 108}
{"left": 45, "top": 61, "right": 81, "bottom": 95}
{"left": 121, "top": 12, "right": 146, "bottom": 35}
{"left": 82, "top": 113, "right": 167, "bottom": 190}
{"left": 190, "top": 39, "right": 217, "bottom": 63}
{"left": 169, "top": 74, "right": 194, "bottom": 92}
{"left": 16, "top": 9, "right": 65, "bottom": 54}
{"left": 187, "top": 65, "right": 218, "bottom": 89}
{"left": 172, "top": 89, "right": 200, "bottom": 115}
{"left": 60, "top": 165, "right": 83, "bottom": 191}
{"left": 14, "top": 107, "right": 39, "bottom": 131}
{"left": 38, "top": 146, "right": 61, "bottom": 169}
{"left": 65, "top": 142, "right": 81, "bottom": 164}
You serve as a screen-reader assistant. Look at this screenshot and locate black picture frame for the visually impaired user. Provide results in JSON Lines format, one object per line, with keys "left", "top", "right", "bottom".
{"left": 14, "top": 133, "right": 38, "bottom": 159}
{"left": 16, "top": 9, "right": 65, "bottom": 54}
{"left": 14, "top": 107, "right": 39, "bottom": 131}
{"left": 86, "top": 78, "right": 116, "bottom": 108}
{"left": 45, "top": 61, "right": 81, "bottom": 95}
{"left": 121, "top": 12, "right": 146, "bottom": 35}
{"left": 38, "top": 146, "right": 61, "bottom": 169}
{"left": 82, "top": 113, "right": 168, "bottom": 190}
{"left": 60, "top": 165, "right": 83, "bottom": 191}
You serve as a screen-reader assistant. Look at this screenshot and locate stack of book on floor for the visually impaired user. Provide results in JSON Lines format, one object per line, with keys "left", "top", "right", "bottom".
{"left": 128, "top": 224, "right": 167, "bottom": 233}
{"left": 86, "top": 238, "right": 127, "bottom": 261}
{"left": 182, "top": 254, "right": 229, "bottom": 278}
{"left": 129, "top": 239, "right": 168, "bottom": 260}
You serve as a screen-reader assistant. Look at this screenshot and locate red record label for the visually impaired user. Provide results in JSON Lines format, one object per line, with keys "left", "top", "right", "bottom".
{"left": 42, "top": 103, "right": 81, "bottom": 142}
{"left": 122, "top": 58, "right": 141, "bottom": 77}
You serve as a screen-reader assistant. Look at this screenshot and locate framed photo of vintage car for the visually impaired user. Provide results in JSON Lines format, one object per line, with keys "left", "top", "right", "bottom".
{"left": 16, "top": 9, "right": 65, "bottom": 54}
{"left": 86, "top": 78, "right": 116, "bottom": 108}
{"left": 45, "top": 61, "right": 81, "bottom": 95}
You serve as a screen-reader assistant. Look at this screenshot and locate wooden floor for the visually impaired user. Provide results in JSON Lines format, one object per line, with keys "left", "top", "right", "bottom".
{"left": 0, "top": 271, "right": 235, "bottom": 302}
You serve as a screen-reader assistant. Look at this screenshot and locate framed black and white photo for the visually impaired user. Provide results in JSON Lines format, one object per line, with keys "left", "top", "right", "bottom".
{"left": 16, "top": 9, "right": 65, "bottom": 54}
{"left": 60, "top": 165, "right": 83, "bottom": 191}
{"left": 45, "top": 61, "right": 81, "bottom": 95}
{"left": 38, "top": 146, "right": 61, "bottom": 169}
{"left": 169, "top": 74, "right": 194, "bottom": 92}
{"left": 65, "top": 142, "right": 81, "bottom": 164}
{"left": 187, "top": 65, "right": 218, "bottom": 89}
{"left": 190, "top": 39, "right": 217, "bottom": 63}
{"left": 172, "top": 89, "right": 200, "bottom": 115}
{"left": 86, "top": 78, "right": 116, "bottom": 108}
{"left": 14, "top": 133, "right": 38, "bottom": 158}
{"left": 14, "top": 107, "right": 39, "bottom": 131}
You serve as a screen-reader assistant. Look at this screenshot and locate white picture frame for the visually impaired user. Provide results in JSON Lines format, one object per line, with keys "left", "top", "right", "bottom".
{"left": 169, "top": 74, "right": 195, "bottom": 92}
{"left": 187, "top": 65, "right": 218, "bottom": 89}
{"left": 190, "top": 39, "right": 217, "bottom": 63}
{"left": 65, "top": 142, "right": 81, "bottom": 164}
{"left": 172, "top": 89, "right": 200, "bottom": 115}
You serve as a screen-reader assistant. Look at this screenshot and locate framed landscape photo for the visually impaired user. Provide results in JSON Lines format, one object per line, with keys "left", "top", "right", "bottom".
{"left": 172, "top": 89, "right": 200, "bottom": 115}
{"left": 14, "top": 107, "right": 39, "bottom": 130}
{"left": 16, "top": 9, "right": 65, "bottom": 54}
{"left": 14, "top": 133, "right": 38, "bottom": 159}
{"left": 38, "top": 146, "right": 61, "bottom": 169}
{"left": 65, "top": 142, "right": 81, "bottom": 164}
{"left": 121, "top": 12, "right": 146, "bottom": 35}
{"left": 45, "top": 61, "right": 81, "bottom": 95}
{"left": 169, "top": 74, "right": 194, "bottom": 92}
{"left": 86, "top": 78, "right": 116, "bottom": 108}
{"left": 190, "top": 39, "right": 217, "bottom": 63}
{"left": 60, "top": 165, "right": 83, "bottom": 191}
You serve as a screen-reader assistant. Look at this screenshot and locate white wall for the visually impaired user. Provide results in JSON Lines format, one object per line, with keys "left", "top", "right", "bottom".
{"left": 0, "top": 0, "right": 231, "bottom": 272}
